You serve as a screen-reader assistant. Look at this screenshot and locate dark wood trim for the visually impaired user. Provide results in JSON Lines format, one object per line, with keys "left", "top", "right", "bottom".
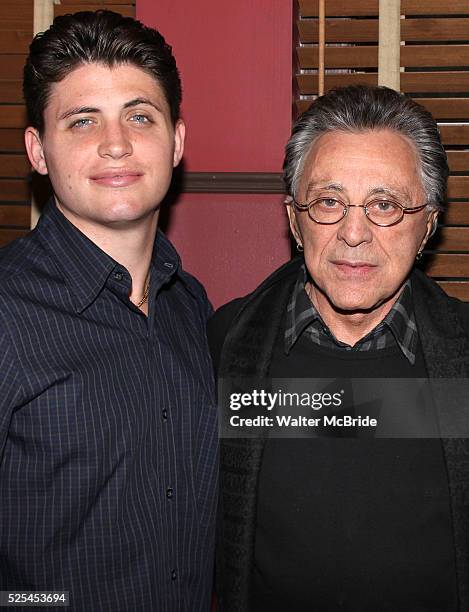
{"left": 182, "top": 171, "right": 284, "bottom": 193}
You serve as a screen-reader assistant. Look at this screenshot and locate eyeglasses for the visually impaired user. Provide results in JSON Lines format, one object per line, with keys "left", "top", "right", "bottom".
{"left": 292, "top": 197, "right": 428, "bottom": 227}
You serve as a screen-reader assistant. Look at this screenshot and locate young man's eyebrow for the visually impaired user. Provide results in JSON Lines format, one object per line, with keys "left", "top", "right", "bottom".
{"left": 123, "top": 97, "right": 163, "bottom": 113}
{"left": 59, "top": 106, "right": 100, "bottom": 120}
{"left": 58, "top": 98, "right": 163, "bottom": 121}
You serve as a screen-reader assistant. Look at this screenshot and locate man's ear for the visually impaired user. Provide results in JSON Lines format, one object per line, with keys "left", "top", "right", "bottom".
{"left": 419, "top": 209, "right": 439, "bottom": 253}
{"left": 24, "top": 127, "right": 48, "bottom": 176}
{"left": 286, "top": 198, "right": 303, "bottom": 248}
{"left": 173, "top": 119, "right": 185, "bottom": 167}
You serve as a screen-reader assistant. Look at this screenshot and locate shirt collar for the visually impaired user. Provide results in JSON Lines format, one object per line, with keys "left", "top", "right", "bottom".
{"left": 285, "top": 263, "right": 418, "bottom": 364}
{"left": 36, "top": 200, "right": 180, "bottom": 313}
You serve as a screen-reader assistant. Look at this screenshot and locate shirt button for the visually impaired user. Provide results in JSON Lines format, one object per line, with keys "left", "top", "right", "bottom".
{"left": 162, "top": 409, "right": 168, "bottom": 421}
{"left": 164, "top": 262, "right": 174, "bottom": 269}
{"left": 171, "top": 569, "right": 177, "bottom": 581}
{"left": 166, "top": 487, "right": 173, "bottom": 499}
{"left": 113, "top": 271, "right": 123, "bottom": 281}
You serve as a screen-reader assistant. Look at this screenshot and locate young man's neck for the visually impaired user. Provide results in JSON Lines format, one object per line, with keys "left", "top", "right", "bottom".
{"left": 56, "top": 202, "right": 159, "bottom": 306}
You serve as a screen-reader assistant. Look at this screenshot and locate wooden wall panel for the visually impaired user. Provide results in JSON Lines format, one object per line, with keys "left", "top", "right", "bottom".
{"left": 0, "top": 179, "right": 30, "bottom": 202}
{"left": 0, "top": 204, "right": 30, "bottom": 226}
{"left": 448, "top": 178, "right": 469, "bottom": 200}
{"left": 297, "top": 73, "right": 469, "bottom": 96}
{"left": 299, "top": 0, "right": 469, "bottom": 16}
{"left": 0, "top": 82, "right": 24, "bottom": 104}
{"left": 419, "top": 99, "right": 469, "bottom": 121}
{"left": 0, "top": 4, "right": 33, "bottom": 31}
{"left": 444, "top": 203, "right": 469, "bottom": 226}
{"left": 54, "top": 4, "right": 134, "bottom": 17}
{"left": 402, "top": 0, "right": 469, "bottom": 14}
{"left": 0, "top": 154, "right": 30, "bottom": 177}
{"left": 298, "top": 19, "right": 469, "bottom": 44}
{"left": 0, "top": 1, "right": 32, "bottom": 242}
{"left": 438, "top": 282, "right": 469, "bottom": 301}
{"left": 60, "top": 0, "right": 132, "bottom": 4}
{"left": 0, "top": 31, "right": 31, "bottom": 54}
{"left": 0, "top": 228, "right": 28, "bottom": 244}
{"left": 0, "top": 55, "right": 27, "bottom": 80}
{"left": 298, "top": 98, "right": 469, "bottom": 120}
{"left": 440, "top": 126, "right": 469, "bottom": 146}
{"left": 298, "top": 45, "right": 469, "bottom": 70}
{"left": 434, "top": 228, "right": 469, "bottom": 252}
{"left": 0, "top": 129, "right": 25, "bottom": 152}
{"left": 426, "top": 255, "right": 469, "bottom": 278}
{"left": 0, "top": 107, "right": 28, "bottom": 130}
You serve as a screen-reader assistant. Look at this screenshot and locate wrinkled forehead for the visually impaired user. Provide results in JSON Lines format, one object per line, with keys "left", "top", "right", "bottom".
{"left": 299, "top": 128, "right": 424, "bottom": 201}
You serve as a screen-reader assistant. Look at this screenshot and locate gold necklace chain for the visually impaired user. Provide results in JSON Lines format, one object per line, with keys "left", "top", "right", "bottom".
{"left": 136, "top": 275, "right": 150, "bottom": 308}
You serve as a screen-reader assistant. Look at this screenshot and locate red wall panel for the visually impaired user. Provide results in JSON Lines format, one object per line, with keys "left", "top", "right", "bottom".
{"left": 161, "top": 194, "right": 291, "bottom": 307}
{"left": 137, "top": 0, "right": 293, "bottom": 307}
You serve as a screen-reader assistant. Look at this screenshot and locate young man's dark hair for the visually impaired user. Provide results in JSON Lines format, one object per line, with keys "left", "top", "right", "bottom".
{"left": 23, "top": 9, "right": 182, "bottom": 133}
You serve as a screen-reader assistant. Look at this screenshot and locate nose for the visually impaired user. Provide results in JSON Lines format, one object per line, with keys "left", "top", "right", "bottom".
{"left": 97, "top": 121, "right": 133, "bottom": 159}
{"left": 335, "top": 205, "right": 373, "bottom": 247}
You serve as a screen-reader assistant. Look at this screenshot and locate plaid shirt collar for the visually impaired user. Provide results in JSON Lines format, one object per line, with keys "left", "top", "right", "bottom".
{"left": 285, "top": 264, "right": 418, "bottom": 364}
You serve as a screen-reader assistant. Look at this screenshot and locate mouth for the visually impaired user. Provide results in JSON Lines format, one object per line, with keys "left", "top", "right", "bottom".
{"left": 331, "top": 260, "right": 378, "bottom": 277}
{"left": 90, "top": 169, "right": 143, "bottom": 188}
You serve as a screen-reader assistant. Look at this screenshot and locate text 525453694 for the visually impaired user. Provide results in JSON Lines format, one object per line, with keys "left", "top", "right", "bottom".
{"left": 0, "top": 592, "right": 69, "bottom": 607}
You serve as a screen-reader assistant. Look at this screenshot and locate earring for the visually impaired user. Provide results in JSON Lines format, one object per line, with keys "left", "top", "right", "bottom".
{"left": 297, "top": 243, "right": 304, "bottom": 253}
{"left": 416, "top": 250, "right": 423, "bottom": 261}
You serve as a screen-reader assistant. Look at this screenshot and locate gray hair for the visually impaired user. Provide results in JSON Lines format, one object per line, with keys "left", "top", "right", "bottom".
{"left": 283, "top": 85, "right": 448, "bottom": 211}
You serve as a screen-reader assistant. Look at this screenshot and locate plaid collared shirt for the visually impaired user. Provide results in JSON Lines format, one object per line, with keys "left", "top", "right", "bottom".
{"left": 285, "top": 264, "right": 418, "bottom": 364}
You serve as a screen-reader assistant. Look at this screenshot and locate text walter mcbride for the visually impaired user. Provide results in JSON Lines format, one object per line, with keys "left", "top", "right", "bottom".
{"left": 275, "top": 415, "right": 377, "bottom": 427}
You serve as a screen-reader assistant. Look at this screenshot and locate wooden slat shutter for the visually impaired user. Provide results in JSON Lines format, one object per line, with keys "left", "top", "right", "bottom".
{"left": 0, "top": 0, "right": 33, "bottom": 246}
{"left": 295, "top": 0, "right": 469, "bottom": 300}
{"left": 0, "top": 0, "right": 135, "bottom": 248}
{"left": 54, "top": 1, "right": 135, "bottom": 19}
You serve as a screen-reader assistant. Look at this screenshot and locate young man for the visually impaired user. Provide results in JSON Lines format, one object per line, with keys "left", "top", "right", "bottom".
{"left": 0, "top": 11, "right": 217, "bottom": 611}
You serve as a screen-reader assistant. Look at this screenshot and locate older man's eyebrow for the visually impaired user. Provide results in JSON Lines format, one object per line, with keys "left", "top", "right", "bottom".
{"left": 305, "top": 182, "right": 344, "bottom": 200}
{"left": 366, "top": 186, "right": 411, "bottom": 201}
{"left": 59, "top": 106, "right": 100, "bottom": 120}
{"left": 123, "top": 97, "right": 163, "bottom": 113}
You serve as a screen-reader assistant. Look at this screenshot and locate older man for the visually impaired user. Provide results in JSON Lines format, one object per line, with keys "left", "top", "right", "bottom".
{"left": 209, "top": 86, "right": 469, "bottom": 611}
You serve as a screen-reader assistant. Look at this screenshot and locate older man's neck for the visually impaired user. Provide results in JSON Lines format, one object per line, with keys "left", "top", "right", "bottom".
{"left": 307, "top": 283, "right": 400, "bottom": 347}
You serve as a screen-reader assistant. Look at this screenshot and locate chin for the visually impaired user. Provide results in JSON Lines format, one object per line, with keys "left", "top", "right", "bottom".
{"left": 328, "top": 292, "right": 381, "bottom": 314}
{"left": 103, "top": 203, "right": 154, "bottom": 223}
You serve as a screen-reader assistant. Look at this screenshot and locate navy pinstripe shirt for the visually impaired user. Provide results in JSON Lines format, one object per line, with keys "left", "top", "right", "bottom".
{"left": 0, "top": 202, "right": 218, "bottom": 611}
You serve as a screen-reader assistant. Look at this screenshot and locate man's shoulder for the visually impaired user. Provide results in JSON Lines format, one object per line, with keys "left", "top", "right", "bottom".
{"left": 412, "top": 269, "right": 469, "bottom": 326}
{"left": 208, "top": 257, "right": 301, "bottom": 367}
{"left": 0, "top": 232, "right": 43, "bottom": 344}
{"left": 411, "top": 270, "right": 469, "bottom": 310}
{"left": 210, "top": 257, "right": 300, "bottom": 327}
{"left": 207, "top": 297, "right": 245, "bottom": 361}
{"left": 0, "top": 229, "right": 45, "bottom": 290}
{"left": 173, "top": 267, "right": 212, "bottom": 324}
{"left": 178, "top": 267, "right": 209, "bottom": 302}
{"left": 446, "top": 291, "right": 469, "bottom": 334}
